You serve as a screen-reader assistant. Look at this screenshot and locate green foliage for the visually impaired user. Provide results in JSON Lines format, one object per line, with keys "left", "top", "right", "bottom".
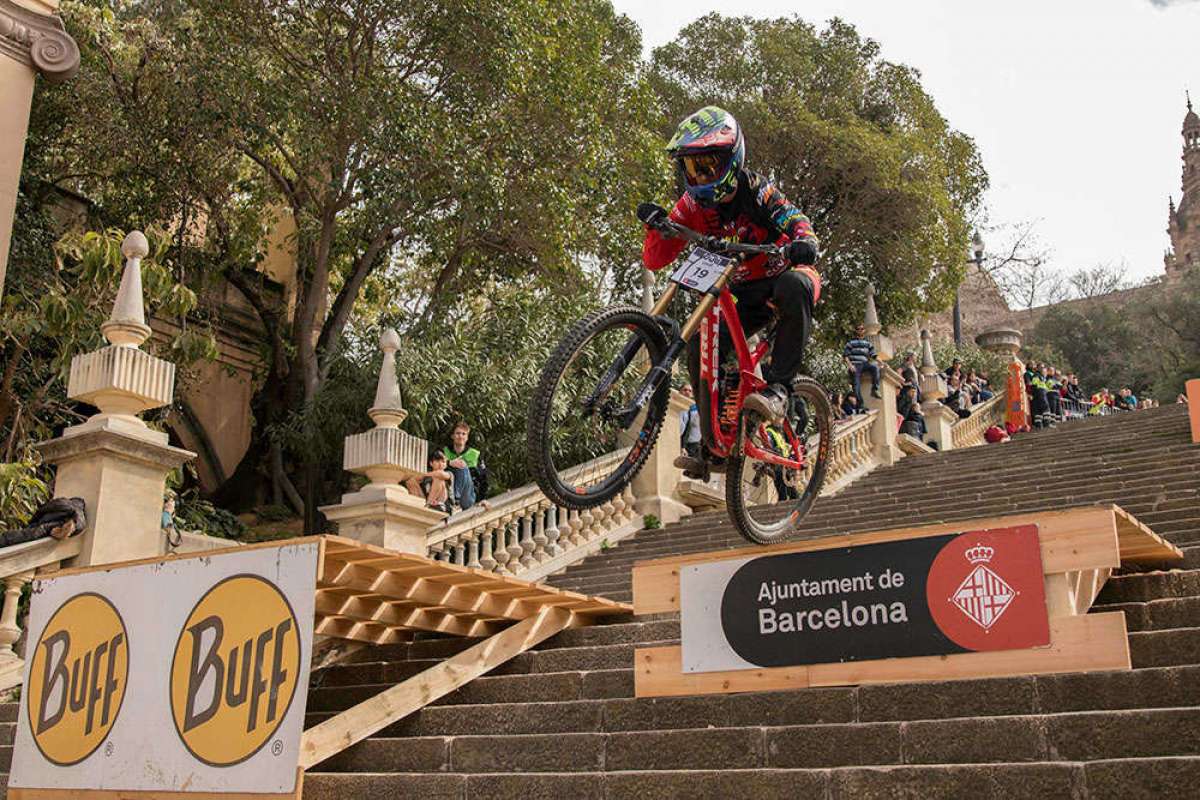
{"left": 642, "top": 514, "right": 662, "bottom": 530}
{"left": 1029, "top": 270, "right": 1200, "bottom": 400}
{"left": 173, "top": 490, "right": 246, "bottom": 540}
{"left": 0, "top": 456, "right": 50, "bottom": 531}
{"left": 650, "top": 15, "right": 987, "bottom": 345}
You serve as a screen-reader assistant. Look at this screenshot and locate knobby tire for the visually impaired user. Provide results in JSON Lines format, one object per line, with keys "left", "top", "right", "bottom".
{"left": 527, "top": 305, "right": 670, "bottom": 510}
{"left": 725, "top": 376, "right": 833, "bottom": 545}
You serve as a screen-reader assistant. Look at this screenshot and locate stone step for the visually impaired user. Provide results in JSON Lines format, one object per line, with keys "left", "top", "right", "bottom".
{"left": 311, "top": 707, "right": 1200, "bottom": 774}
{"left": 304, "top": 664, "right": 1200, "bottom": 737}
{"left": 311, "top": 621, "right": 1200, "bottom": 715}
{"left": 1097, "top": 569, "right": 1200, "bottom": 604}
{"left": 1096, "top": 595, "right": 1200, "bottom": 631}
{"left": 301, "top": 756, "right": 1200, "bottom": 800}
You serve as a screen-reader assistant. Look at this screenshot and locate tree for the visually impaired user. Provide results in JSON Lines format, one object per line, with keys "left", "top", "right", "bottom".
{"left": 649, "top": 15, "right": 988, "bottom": 341}
{"left": 1066, "top": 263, "right": 1131, "bottom": 299}
{"left": 19, "top": 1, "right": 666, "bottom": 530}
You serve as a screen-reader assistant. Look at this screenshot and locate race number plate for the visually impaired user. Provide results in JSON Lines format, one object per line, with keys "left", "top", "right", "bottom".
{"left": 670, "top": 248, "right": 733, "bottom": 293}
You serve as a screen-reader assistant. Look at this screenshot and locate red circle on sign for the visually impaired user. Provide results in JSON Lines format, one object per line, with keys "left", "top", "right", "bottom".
{"left": 925, "top": 525, "right": 1051, "bottom": 652}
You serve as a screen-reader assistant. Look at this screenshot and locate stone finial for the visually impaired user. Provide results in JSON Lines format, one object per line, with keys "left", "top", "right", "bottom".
{"left": 919, "top": 329, "right": 937, "bottom": 377}
{"left": 917, "top": 329, "right": 947, "bottom": 402}
{"left": 67, "top": 230, "right": 174, "bottom": 423}
{"left": 343, "top": 327, "right": 425, "bottom": 489}
{"left": 369, "top": 328, "right": 406, "bottom": 428}
{"left": 100, "top": 231, "right": 152, "bottom": 348}
{"left": 863, "top": 283, "right": 881, "bottom": 336}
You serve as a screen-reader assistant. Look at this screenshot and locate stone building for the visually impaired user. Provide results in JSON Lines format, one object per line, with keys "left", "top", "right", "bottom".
{"left": 1165, "top": 94, "right": 1200, "bottom": 280}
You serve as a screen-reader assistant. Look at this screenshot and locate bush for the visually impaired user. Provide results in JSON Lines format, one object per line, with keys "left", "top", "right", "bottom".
{"left": 173, "top": 490, "right": 246, "bottom": 539}
{"left": 0, "top": 456, "right": 49, "bottom": 531}
{"left": 642, "top": 514, "right": 662, "bottom": 530}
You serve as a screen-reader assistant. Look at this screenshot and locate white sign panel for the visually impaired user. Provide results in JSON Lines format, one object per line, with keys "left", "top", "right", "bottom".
{"left": 9, "top": 541, "right": 318, "bottom": 795}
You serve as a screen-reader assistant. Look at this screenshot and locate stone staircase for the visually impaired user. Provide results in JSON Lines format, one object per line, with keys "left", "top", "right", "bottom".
{"left": 2, "top": 404, "right": 1198, "bottom": 797}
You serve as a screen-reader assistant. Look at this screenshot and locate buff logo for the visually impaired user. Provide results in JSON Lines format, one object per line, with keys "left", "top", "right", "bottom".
{"left": 27, "top": 593, "right": 129, "bottom": 766}
{"left": 170, "top": 575, "right": 300, "bottom": 766}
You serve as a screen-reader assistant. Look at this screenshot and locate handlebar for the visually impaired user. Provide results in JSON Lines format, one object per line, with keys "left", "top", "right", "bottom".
{"left": 637, "top": 202, "right": 783, "bottom": 259}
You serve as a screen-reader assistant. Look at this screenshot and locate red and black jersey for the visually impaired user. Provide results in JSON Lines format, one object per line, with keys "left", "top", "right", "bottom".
{"left": 642, "top": 171, "right": 820, "bottom": 288}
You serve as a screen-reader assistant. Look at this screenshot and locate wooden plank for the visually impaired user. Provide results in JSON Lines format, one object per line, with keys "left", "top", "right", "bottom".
{"left": 313, "top": 592, "right": 501, "bottom": 638}
{"left": 634, "top": 612, "right": 1129, "bottom": 698}
{"left": 10, "top": 769, "right": 303, "bottom": 799}
{"left": 633, "top": 507, "right": 1121, "bottom": 615}
{"left": 1188, "top": 378, "right": 1200, "bottom": 444}
{"left": 1112, "top": 507, "right": 1183, "bottom": 564}
{"left": 44, "top": 537, "right": 316, "bottom": 579}
{"left": 298, "top": 606, "right": 575, "bottom": 769}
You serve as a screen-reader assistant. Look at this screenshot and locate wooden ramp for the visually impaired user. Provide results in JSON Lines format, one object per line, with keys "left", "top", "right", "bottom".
{"left": 300, "top": 535, "right": 630, "bottom": 769}
{"left": 631, "top": 504, "right": 1182, "bottom": 699}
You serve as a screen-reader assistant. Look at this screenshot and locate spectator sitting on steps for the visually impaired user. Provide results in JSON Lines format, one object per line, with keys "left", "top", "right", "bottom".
{"left": 943, "top": 375, "right": 972, "bottom": 419}
{"left": 679, "top": 384, "right": 702, "bottom": 461}
{"left": 405, "top": 451, "right": 454, "bottom": 514}
{"left": 831, "top": 391, "right": 849, "bottom": 422}
{"left": 899, "top": 352, "right": 921, "bottom": 400}
{"left": 443, "top": 422, "right": 489, "bottom": 511}
{"left": 843, "top": 324, "right": 882, "bottom": 403}
{"left": 842, "top": 392, "right": 865, "bottom": 417}
{"left": 897, "top": 383, "right": 926, "bottom": 440}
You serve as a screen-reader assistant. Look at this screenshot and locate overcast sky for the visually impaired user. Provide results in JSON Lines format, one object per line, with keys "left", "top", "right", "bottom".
{"left": 613, "top": 0, "right": 1200, "bottom": 282}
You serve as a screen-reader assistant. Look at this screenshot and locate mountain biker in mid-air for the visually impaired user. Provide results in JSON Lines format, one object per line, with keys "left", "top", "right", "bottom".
{"left": 640, "top": 105, "right": 822, "bottom": 480}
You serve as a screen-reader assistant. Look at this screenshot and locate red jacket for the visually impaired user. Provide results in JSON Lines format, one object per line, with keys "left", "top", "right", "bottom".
{"left": 643, "top": 171, "right": 820, "bottom": 294}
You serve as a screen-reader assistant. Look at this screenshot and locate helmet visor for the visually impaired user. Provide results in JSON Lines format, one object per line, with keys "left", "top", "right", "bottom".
{"left": 680, "top": 152, "right": 731, "bottom": 186}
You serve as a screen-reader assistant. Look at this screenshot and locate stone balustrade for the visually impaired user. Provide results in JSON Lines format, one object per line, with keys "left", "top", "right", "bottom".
{"left": 951, "top": 393, "right": 1007, "bottom": 449}
{"left": 817, "top": 411, "right": 879, "bottom": 495}
{"left": 425, "top": 450, "right": 644, "bottom": 584}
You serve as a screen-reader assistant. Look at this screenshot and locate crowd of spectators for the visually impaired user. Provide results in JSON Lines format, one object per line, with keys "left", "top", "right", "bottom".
{"left": 1023, "top": 361, "right": 1159, "bottom": 428}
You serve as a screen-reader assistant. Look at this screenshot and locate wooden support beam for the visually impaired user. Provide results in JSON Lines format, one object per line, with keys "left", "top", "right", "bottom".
{"left": 298, "top": 606, "right": 575, "bottom": 769}
{"left": 313, "top": 591, "right": 501, "bottom": 638}
{"left": 634, "top": 612, "right": 1130, "bottom": 699}
{"left": 633, "top": 506, "right": 1124, "bottom": 615}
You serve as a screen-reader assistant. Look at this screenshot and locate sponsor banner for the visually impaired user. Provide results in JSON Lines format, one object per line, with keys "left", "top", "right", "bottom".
{"left": 681, "top": 525, "right": 1049, "bottom": 673}
{"left": 10, "top": 542, "right": 318, "bottom": 794}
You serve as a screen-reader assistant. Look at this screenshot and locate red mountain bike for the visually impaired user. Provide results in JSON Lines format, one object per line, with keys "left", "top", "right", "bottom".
{"left": 526, "top": 210, "right": 832, "bottom": 545}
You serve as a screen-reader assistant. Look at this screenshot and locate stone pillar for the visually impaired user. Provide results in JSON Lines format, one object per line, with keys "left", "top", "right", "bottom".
{"left": 862, "top": 364, "right": 903, "bottom": 466}
{"left": 975, "top": 328, "right": 1023, "bottom": 362}
{"left": 321, "top": 329, "right": 443, "bottom": 554}
{"left": 917, "top": 329, "right": 957, "bottom": 450}
{"left": 976, "top": 328, "right": 1028, "bottom": 432}
{"left": 862, "top": 283, "right": 893, "bottom": 362}
{"left": 628, "top": 389, "right": 693, "bottom": 526}
{"left": 0, "top": 0, "right": 79, "bottom": 299}
{"left": 36, "top": 232, "right": 195, "bottom": 566}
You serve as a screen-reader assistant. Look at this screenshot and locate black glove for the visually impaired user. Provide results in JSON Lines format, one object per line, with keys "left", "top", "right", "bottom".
{"left": 637, "top": 202, "right": 669, "bottom": 228}
{"left": 785, "top": 239, "right": 818, "bottom": 266}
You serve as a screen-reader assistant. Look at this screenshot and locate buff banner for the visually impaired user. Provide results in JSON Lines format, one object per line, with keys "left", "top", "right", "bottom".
{"left": 680, "top": 525, "right": 1049, "bottom": 673}
{"left": 8, "top": 542, "right": 317, "bottom": 795}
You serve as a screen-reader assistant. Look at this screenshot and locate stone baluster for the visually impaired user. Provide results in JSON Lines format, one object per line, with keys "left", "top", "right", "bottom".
{"left": 466, "top": 536, "right": 481, "bottom": 569}
{"left": 37, "top": 232, "right": 194, "bottom": 567}
{"left": 321, "top": 328, "right": 443, "bottom": 553}
{"left": 566, "top": 509, "right": 583, "bottom": 547}
{"left": 453, "top": 538, "right": 466, "bottom": 565}
{"left": 479, "top": 525, "right": 497, "bottom": 572}
{"left": 0, "top": 572, "right": 31, "bottom": 671}
{"left": 579, "top": 507, "right": 596, "bottom": 542}
{"left": 504, "top": 514, "right": 523, "bottom": 568}
{"left": 545, "top": 507, "right": 562, "bottom": 557}
{"left": 621, "top": 484, "right": 637, "bottom": 522}
{"left": 532, "top": 508, "right": 550, "bottom": 563}
{"left": 519, "top": 513, "right": 536, "bottom": 569}
{"left": 492, "top": 522, "right": 512, "bottom": 575}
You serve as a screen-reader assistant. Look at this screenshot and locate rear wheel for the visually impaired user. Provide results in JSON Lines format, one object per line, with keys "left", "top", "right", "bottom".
{"left": 725, "top": 376, "right": 832, "bottom": 545}
{"left": 526, "top": 305, "right": 670, "bottom": 509}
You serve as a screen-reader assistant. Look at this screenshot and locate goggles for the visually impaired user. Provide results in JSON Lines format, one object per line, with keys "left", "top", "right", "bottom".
{"left": 679, "top": 151, "right": 730, "bottom": 186}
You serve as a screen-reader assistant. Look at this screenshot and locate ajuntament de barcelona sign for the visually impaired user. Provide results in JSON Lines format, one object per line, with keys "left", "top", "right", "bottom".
{"left": 681, "top": 525, "right": 1051, "bottom": 673}
{"left": 9, "top": 542, "right": 317, "bottom": 797}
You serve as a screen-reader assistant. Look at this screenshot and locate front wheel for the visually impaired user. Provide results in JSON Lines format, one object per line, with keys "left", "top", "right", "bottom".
{"left": 725, "top": 376, "right": 833, "bottom": 545}
{"left": 526, "top": 305, "right": 671, "bottom": 510}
